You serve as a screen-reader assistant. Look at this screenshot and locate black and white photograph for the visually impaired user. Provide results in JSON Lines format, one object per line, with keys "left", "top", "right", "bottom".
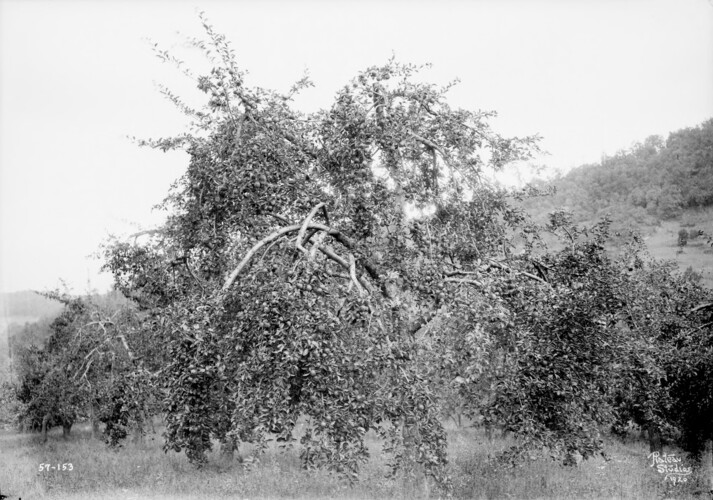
{"left": 1, "top": 1, "right": 712, "bottom": 498}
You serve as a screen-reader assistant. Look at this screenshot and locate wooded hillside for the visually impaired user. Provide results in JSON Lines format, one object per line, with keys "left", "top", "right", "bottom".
{"left": 521, "top": 119, "right": 713, "bottom": 229}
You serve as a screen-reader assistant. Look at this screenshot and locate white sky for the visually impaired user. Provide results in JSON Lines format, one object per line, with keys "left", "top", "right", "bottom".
{"left": 0, "top": 0, "right": 712, "bottom": 294}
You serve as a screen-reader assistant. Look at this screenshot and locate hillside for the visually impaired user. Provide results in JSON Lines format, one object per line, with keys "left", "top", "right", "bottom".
{"left": 0, "top": 291, "right": 64, "bottom": 377}
{"left": 518, "top": 118, "right": 713, "bottom": 287}
{"left": 0, "top": 290, "right": 64, "bottom": 319}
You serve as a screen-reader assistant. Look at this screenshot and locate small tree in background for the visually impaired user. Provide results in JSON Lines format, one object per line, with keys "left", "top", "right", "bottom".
{"left": 678, "top": 228, "right": 689, "bottom": 248}
{"left": 14, "top": 292, "right": 161, "bottom": 444}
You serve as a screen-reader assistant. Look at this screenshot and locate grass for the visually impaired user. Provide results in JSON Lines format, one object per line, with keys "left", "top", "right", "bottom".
{"left": 1, "top": 419, "right": 708, "bottom": 500}
{"left": 643, "top": 212, "right": 713, "bottom": 289}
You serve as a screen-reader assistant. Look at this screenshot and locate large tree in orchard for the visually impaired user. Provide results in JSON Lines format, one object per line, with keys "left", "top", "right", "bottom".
{"left": 102, "top": 18, "right": 655, "bottom": 487}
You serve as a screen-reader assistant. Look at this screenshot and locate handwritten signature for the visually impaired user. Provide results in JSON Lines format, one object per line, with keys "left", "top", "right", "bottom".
{"left": 648, "top": 452, "right": 692, "bottom": 484}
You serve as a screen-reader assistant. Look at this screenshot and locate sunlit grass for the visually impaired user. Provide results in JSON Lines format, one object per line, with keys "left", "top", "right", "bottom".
{"left": 0, "top": 420, "right": 706, "bottom": 499}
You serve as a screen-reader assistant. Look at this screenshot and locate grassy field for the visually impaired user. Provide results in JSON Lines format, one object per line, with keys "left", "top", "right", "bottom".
{"left": 643, "top": 213, "right": 713, "bottom": 289}
{"left": 1, "top": 419, "right": 707, "bottom": 500}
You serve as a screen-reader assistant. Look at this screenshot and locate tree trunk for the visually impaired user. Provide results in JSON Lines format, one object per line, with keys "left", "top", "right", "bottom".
{"left": 146, "top": 411, "right": 156, "bottom": 434}
{"left": 90, "top": 404, "right": 100, "bottom": 439}
{"left": 131, "top": 418, "right": 145, "bottom": 444}
{"left": 647, "top": 425, "right": 662, "bottom": 452}
{"left": 703, "top": 439, "right": 713, "bottom": 494}
{"left": 220, "top": 438, "right": 238, "bottom": 461}
{"left": 41, "top": 414, "right": 50, "bottom": 443}
{"left": 62, "top": 420, "right": 72, "bottom": 438}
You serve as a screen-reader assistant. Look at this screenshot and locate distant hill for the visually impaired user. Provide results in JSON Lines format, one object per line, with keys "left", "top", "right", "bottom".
{"left": 0, "top": 290, "right": 64, "bottom": 319}
{"left": 0, "top": 292, "right": 64, "bottom": 378}
{"left": 520, "top": 118, "right": 713, "bottom": 225}
{"left": 517, "top": 118, "right": 713, "bottom": 287}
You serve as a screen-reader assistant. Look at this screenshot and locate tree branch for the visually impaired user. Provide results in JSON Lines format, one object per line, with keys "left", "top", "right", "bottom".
{"left": 308, "top": 230, "right": 327, "bottom": 261}
{"left": 75, "top": 358, "right": 94, "bottom": 382}
{"left": 445, "top": 270, "right": 480, "bottom": 277}
{"left": 319, "top": 246, "right": 373, "bottom": 293}
{"left": 487, "top": 258, "right": 549, "bottom": 285}
{"left": 184, "top": 259, "right": 207, "bottom": 294}
{"left": 445, "top": 277, "right": 483, "bottom": 287}
{"left": 268, "top": 213, "right": 290, "bottom": 224}
{"left": 296, "top": 203, "right": 325, "bottom": 254}
{"left": 684, "top": 320, "right": 713, "bottom": 336}
{"left": 321, "top": 205, "right": 331, "bottom": 227}
{"left": 409, "top": 131, "right": 447, "bottom": 158}
{"left": 130, "top": 229, "right": 164, "bottom": 243}
{"left": 223, "top": 220, "right": 383, "bottom": 296}
{"left": 223, "top": 224, "right": 302, "bottom": 291}
{"left": 690, "top": 302, "right": 713, "bottom": 314}
{"left": 349, "top": 254, "right": 366, "bottom": 296}
{"left": 116, "top": 334, "right": 136, "bottom": 361}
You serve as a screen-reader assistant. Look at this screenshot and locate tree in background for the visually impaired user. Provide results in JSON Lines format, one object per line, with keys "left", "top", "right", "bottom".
{"left": 14, "top": 291, "right": 160, "bottom": 444}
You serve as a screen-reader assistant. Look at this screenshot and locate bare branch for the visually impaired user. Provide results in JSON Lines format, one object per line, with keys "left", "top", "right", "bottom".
{"left": 184, "top": 259, "right": 207, "bottom": 295}
{"left": 268, "top": 213, "right": 290, "bottom": 224}
{"left": 75, "top": 358, "right": 94, "bottom": 382}
{"left": 487, "top": 258, "right": 549, "bottom": 285}
{"left": 349, "top": 254, "right": 366, "bottom": 296}
{"left": 130, "top": 229, "right": 164, "bottom": 243}
{"left": 116, "top": 334, "right": 136, "bottom": 361}
{"left": 319, "top": 245, "right": 348, "bottom": 269}
{"left": 309, "top": 230, "right": 327, "bottom": 261}
{"left": 296, "top": 203, "right": 325, "bottom": 254}
{"left": 319, "top": 246, "right": 373, "bottom": 293}
{"left": 426, "top": 222, "right": 433, "bottom": 261}
{"left": 690, "top": 302, "right": 713, "bottom": 314}
{"left": 684, "top": 320, "right": 713, "bottom": 335}
{"left": 321, "top": 205, "right": 331, "bottom": 227}
{"left": 223, "top": 224, "right": 303, "bottom": 291}
{"left": 223, "top": 220, "right": 382, "bottom": 296}
{"left": 445, "top": 277, "right": 483, "bottom": 287}
{"left": 409, "top": 131, "right": 446, "bottom": 158}
{"left": 445, "top": 270, "right": 480, "bottom": 277}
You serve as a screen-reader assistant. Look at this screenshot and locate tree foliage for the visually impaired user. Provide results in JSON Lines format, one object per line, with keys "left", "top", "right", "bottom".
{"left": 103, "top": 16, "right": 544, "bottom": 487}
{"left": 520, "top": 120, "right": 713, "bottom": 236}
{"left": 14, "top": 291, "right": 160, "bottom": 444}
{"left": 94, "top": 17, "right": 713, "bottom": 490}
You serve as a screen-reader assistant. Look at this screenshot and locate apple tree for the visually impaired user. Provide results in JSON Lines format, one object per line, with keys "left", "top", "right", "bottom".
{"left": 14, "top": 292, "right": 160, "bottom": 444}
{"left": 102, "top": 16, "right": 544, "bottom": 487}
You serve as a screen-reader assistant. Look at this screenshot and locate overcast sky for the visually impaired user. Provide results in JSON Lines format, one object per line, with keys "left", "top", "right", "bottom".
{"left": 0, "top": 0, "right": 712, "bottom": 294}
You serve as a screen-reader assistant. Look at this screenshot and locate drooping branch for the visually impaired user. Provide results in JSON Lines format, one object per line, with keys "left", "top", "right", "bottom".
{"left": 223, "top": 224, "right": 302, "bottom": 291}
{"left": 223, "top": 219, "right": 384, "bottom": 296}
